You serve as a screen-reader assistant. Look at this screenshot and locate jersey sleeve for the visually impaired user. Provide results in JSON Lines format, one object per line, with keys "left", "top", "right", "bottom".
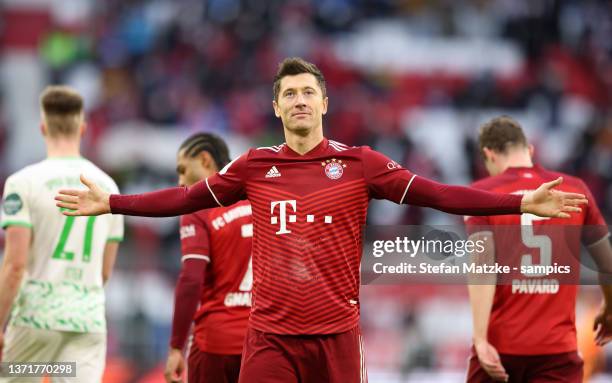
{"left": 110, "top": 152, "right": 249, "bottom": 217}
{"left": 362, "top": 146, "right": 416, "bottom": 203}
{"left": 1, "top": 174, "right": 32, "bottom": 229}
{"left": 206, "top": 152, "right": 249, "bottom": 207}
{"left": 580, "top": 180, "right": 610, "bottom": 247}
{"left": 464, "top": 182, "right": 492, "bottom": 236}
{"left": 107, "top": 214, "right": 124, "bottom": 242}
{"left": 106, "top": 181, "right": 124, "bottom": 242}
{"left": 362, "top": 147, "right": 522, "bottom": 216}
{"left": 170, "top": 258, "right": 207, "bottom": 350}
{"left": 179, "top": 213, "right": 211, "bottom": 262}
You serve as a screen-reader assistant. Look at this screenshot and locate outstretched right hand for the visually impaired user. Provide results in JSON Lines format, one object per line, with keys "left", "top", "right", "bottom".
{"left": 55, "top": 174, "right": 111, "bottom": 216}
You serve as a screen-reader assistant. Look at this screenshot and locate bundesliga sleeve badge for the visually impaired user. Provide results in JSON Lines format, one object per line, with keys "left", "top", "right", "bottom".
{"left": 321, "top": 158, "right": 347, "bottom": 180}
{"left": 3, "top": 193, "right": 23, "bottom": 215}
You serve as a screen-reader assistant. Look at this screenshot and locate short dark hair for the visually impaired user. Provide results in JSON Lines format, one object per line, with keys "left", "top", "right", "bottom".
{"left": 179, "top": 132, "right": 231, "bottom": 170}
{"left": 273, "top": 57, "right": 327, "bottom": 101}
{"left": 478, "top": 116, "right": 528, "bottom": 158}
{"left": 40, "top": 85, "right": 84, "bottom": 136}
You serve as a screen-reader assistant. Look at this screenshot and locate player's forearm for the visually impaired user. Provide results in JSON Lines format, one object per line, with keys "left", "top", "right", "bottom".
{"left": 468, "top": 284, "right": 495, "bottom": 342}
{"left": 599, "top": 282, "right": 612, "bottom": 309}
{"left": 588, "top": 238, "right": 612, "bottom": 307}
{"left": 598, "top": 266, "right": 612, "bottom": 309}
{"left": 407, "top": 177, "right": 522, "bottom": 216}
{"left": 170, "top": 261, "right": 206, "bottom": 349}
{"left": 0, "top": 263, "right": 25, "bottom": 327}
{"left": 110, "top": 180, "right": 219, "bottom": 217}
{"left": 102, "top": 242, "right": 119, "bottom": 285}
{"left": 170, "top": 281, "right": 202, "bottom": 349}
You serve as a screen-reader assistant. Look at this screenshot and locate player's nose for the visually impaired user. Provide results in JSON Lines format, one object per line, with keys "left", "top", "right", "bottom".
{"left": 295, "top": 92, "right": 307, "bottom": 106}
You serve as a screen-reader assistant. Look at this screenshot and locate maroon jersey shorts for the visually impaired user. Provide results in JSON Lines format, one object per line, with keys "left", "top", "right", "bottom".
{"left": 238, "top": 326, "right": 368, "bottom": 383}
{"left": 188, "top": 343, "right": 242, "bottom": 383}
{"left": 467, "top": 350, "right": 583, "bottom": 383}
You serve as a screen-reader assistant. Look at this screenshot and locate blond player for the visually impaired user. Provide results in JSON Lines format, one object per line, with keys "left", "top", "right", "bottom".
{"left": 0, "top": 86, "right": 123, "bottom": 382}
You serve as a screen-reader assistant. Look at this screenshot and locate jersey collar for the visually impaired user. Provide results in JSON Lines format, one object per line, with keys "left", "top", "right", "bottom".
{"left": 281, "top": 137, "right": 329, "bottom": 157}
{"left": 503, "top": 163, "right": 542, "bottom": 175}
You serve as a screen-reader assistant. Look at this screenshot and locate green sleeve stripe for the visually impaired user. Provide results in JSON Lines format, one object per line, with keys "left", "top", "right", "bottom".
{"left": 106, "top": 236, "right": 124, "bottom": 242}
{"left": 2, "top": 221, "right": 33, "bottom": 229}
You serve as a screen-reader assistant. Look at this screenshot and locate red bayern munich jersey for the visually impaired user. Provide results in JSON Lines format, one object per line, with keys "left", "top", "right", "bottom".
{"left": 465, "top": 164, "right": 609, "bottom": 355}
{"left": 180, "top": 200, "right": 253, "bottom": 354}
{"left": 205, "top": 138, "right": 416, "bottom": 334}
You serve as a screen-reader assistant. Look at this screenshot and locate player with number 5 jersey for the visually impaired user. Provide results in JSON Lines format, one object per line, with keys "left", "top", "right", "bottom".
{"left": 465, "top": 117, "right": 612, "bottom": 383}
{"left": 0, "top": 86, "right": 123, "bottom": 383}
{"left": 165, "top": 133, "right": 252, "bottom": 383}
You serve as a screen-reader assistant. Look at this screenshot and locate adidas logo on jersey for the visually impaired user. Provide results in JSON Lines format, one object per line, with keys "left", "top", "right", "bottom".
{"left": 265, "top": 166, "right": 281, "bottom": 178}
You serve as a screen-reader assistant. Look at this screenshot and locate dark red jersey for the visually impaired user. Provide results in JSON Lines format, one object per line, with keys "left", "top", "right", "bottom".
{"left": 180, "top": 200, "right": 252, "bottom": 354}
{"left": 465, "top": 165, "right": 609, "bottom": 355}
{"left": 204, "top": 139, "right": 424, "bottom": 334}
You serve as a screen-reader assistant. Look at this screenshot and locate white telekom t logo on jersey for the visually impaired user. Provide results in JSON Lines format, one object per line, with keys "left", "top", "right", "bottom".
{"left": 270, "top": 200, "right": 297, "bottom": 235}
{"left": 270, "top": 200, "right": 333, "bottom": 235}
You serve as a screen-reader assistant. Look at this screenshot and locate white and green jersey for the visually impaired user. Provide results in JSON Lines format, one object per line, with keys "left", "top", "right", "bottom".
{"left": 1, "top": 157, "right": 124, "bottom": 333}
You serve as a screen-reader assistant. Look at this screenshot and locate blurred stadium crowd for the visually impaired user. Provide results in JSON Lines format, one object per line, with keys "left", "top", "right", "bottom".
{"left": 1, "top": 0, "right": 610, "bottom": 381}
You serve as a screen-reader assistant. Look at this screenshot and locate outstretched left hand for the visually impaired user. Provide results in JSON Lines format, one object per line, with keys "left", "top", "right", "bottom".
{"left": 521, "top": 177, "right": 588, "bottom": 218}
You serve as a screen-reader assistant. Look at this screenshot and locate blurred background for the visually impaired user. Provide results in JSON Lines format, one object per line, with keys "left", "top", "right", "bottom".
{"left": 0, "top": 0, "right": 611, "bottom": 381}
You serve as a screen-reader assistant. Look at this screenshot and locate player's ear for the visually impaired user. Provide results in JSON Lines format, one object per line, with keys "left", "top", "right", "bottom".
{"left": 40, "top": 123, "right": 47, "bottom": 136}
{"left": 272, "top": 100, "right": 281, "bottom": 118}
{"left": 322, "top": 96, "right": 328, "bottom": 115}
{"left": 528, "top": 144, "right": 535, "bottom": 158}
{"left": 482, "top": 147, "right": 495, "bottom": 162}
{"left": 178, "top": 174, "right": 186, "bottom": 187}
{"left": 80, "top": 122, "right": 87, "bottom": 136}
{"left": 199, "top": 151, "right": 214, "bottom": 170}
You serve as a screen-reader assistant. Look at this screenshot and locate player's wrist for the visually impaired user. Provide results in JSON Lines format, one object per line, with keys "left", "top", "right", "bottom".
{"left": 519, "top": 194, "right": 532, "bottom": 214}
{"left": 168, "top": 346, "right": 183, "bottom": 354}
{"left": 105, "top": 193, "right": 114, "bottom": 214}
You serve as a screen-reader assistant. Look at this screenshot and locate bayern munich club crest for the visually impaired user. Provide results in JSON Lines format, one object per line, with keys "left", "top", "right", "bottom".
{"left": 321, "top": 158, "right": 347, "bottom": 180}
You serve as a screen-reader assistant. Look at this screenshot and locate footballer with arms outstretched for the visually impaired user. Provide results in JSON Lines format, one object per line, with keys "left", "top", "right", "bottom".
{"left": 465, "top": 116, "right": 612, "bottom": 383}
{"left": 165, "top": 133, "right": 252, "bottom": 383}
{"left": 0, "top": 86, "right": 123, "bottom": 383}
{"left": 57, "top": 58, "right": 588, "bottom": 383}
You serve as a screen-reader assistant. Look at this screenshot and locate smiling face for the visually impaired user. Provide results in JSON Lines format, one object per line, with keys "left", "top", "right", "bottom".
{"left": 272, "top": 73, "right": 328, "bottom": 136}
